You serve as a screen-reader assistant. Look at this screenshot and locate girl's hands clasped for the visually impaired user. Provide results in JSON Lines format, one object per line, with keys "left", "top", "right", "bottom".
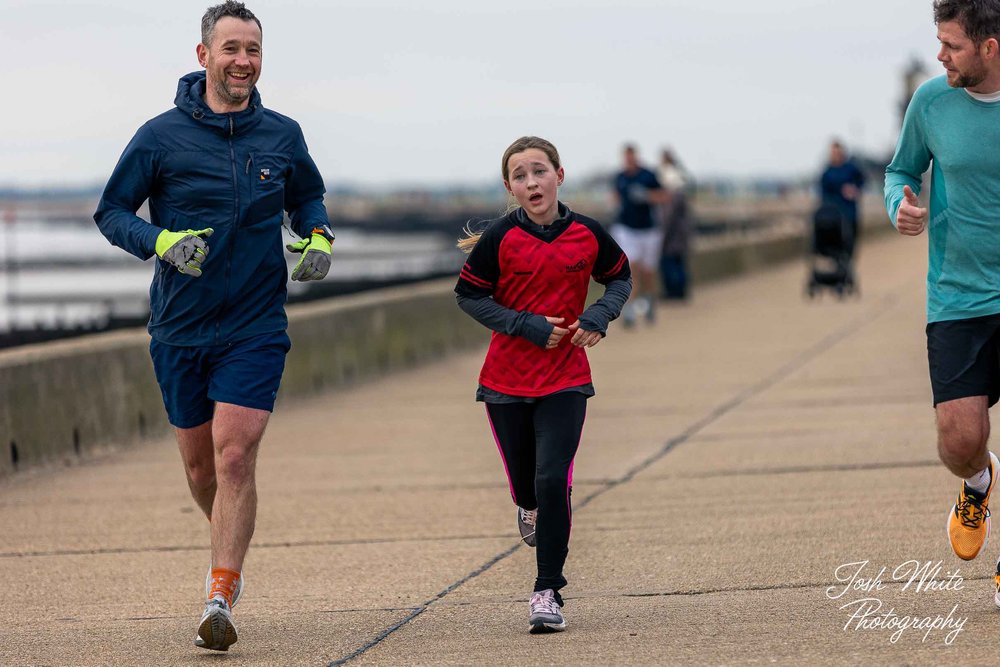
{"left": 569, "top": 320, "right": 602, "bottom": 348}
{"left": 544, "top": 317, "right": 601, "bottom": 349}
{"left": 544, "top": 316, "right": 570, "bottom": 349}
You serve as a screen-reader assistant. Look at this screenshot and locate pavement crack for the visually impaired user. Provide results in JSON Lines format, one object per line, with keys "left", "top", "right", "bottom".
{"left": 328, "top": 543, "right": 523, "bottom": 667}
{"left": 747, "top": 395, "right": 927, "bottom": 409}
{"left": 626, "top": 573, "right": 994, "bottom": 598}
{"left": 0, "top": 533, "right": 513, "bottom": 560}
{"left": 654, "top": 459, "right": 941, "bottom": 480}
{"left": 620, "top": 581, "right": 840, "bottom": 597}
{"left": 320, "top": 606, "right": 421, "bottom": 615}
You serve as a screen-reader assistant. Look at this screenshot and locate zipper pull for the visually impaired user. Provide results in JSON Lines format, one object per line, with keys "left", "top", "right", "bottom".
{"left": 246, "top": 156, "right": 252, "bottom": 174}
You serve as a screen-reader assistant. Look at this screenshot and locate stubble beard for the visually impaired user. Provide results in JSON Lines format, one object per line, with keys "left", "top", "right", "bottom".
{"left": 213, "top": 77, "right": 253, "bottom": 106}
{"left": 952, "top": 60, "right": 988, "bottom": 89}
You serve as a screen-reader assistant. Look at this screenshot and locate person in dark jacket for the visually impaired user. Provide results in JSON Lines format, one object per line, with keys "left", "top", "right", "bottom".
{"left": 819, "top": 139, "right": 866, "bottom": 257}
{"left": 656, "top": 148, "right": 692, "bottom": 300}
{"left": 93, "top": 1, "right": 334, "bottom": 652}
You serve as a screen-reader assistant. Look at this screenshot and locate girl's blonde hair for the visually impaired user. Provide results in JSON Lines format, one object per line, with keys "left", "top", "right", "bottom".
{"left": 457, "top": 136, "right": 562, "bottom": 254}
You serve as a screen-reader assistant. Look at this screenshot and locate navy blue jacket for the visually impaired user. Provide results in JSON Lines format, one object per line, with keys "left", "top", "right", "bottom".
{"left": 94, "top": 71, "right": 329, "bottom": 346}
{"left": 820, "top": 160, "right": 866, "bottom": 225}
{"left": 614, "top": 167, "right": 662, "bottom": 230}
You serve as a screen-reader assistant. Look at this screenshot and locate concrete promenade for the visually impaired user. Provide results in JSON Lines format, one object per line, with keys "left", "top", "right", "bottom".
{"left": 0, "top": 231, "right": 994, "bottom": 666}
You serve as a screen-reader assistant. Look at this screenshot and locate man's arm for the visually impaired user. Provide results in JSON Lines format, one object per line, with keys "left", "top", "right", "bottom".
{"left": 884, "top": 95, "right": 931, "bottom": 230}
{"left": 284, "top": 126, "right": 330, "bottom": 239}
{"left": 853, "top": 162, "right": 867, "bottom": 190}
{"left": 282, "top": 126, "right": 334, "bottom": 281}
{"left": 644, "top": 170, "right": 670, "bottom": 205}
{"left": 93, "top": 124, "right": 163, "bottom": 260}
{"left": 647, "top": 188, "right": 670, "bottom": 205}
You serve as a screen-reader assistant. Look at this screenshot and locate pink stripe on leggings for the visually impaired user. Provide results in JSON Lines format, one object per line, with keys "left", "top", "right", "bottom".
{"left": 485, "top": 406, "right": 518, "bottom": 504}
{"left": 567, "top": 438, "right": 581, "bottom": 536}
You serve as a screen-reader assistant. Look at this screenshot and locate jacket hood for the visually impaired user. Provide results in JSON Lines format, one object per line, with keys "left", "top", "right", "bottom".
{"left": 174, "top": 71, "right": 263, "bottom": 136}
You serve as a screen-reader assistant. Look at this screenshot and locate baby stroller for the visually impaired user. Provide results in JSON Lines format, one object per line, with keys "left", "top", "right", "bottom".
{"left": 806, "top": 202, "right": 857, "bottom": 298}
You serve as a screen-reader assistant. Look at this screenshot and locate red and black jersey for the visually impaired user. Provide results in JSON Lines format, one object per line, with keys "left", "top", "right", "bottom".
{"left": 456, "top": 206, "right": 630, "bottom": 396}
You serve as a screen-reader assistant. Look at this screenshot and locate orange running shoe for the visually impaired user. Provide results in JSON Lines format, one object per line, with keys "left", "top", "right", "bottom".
{"left": 994, "top": 556, "right": 1000, "bottom": 609}
{"left": 947, "top": 452, "right": 999, "bottom": 561}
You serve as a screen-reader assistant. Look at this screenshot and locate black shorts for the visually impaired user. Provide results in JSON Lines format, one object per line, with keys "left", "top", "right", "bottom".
{"left": 927, "top": 313, "right": 1000, "bottom": 407}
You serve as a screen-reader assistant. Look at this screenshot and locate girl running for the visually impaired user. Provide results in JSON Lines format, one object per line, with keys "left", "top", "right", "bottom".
{"left": 455, "top": 136, "right": 632, "bottom": 633}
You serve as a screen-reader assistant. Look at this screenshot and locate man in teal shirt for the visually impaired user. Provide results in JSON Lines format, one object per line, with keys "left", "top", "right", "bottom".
{"left": 885, "top": 0, "right": 1000, "bottom": 600}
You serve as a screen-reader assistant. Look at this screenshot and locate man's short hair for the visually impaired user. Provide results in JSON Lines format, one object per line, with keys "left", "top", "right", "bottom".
{"left": 201, "top": 1, "right": 262, "bottom": 46}
{"left": 934, "top": 0, "right": 1000, "bottom": 44}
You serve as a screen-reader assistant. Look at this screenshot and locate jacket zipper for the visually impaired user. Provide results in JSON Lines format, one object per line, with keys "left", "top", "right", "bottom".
{"left": 220, "top": 114, "right": 238, "bottom": 344}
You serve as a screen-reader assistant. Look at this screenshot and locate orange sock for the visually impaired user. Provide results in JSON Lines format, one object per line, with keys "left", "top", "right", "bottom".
{"left": 208, "top": 567, "right": 241, "bottom": 607}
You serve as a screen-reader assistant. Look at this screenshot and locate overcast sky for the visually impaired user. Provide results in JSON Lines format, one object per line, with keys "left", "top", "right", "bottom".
{"left": 1, "top": 0, "right": 939, "bottom": 188}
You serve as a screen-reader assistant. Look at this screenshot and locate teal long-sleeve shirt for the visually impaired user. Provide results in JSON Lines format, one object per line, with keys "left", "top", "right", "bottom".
{"left": 885, "top": 75, "right": 1000, "bottom": 323}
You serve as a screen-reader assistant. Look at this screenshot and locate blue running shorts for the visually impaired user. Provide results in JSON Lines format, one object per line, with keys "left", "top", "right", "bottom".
{"left": 149, "top": 330, "right": 292, "bottom": 428}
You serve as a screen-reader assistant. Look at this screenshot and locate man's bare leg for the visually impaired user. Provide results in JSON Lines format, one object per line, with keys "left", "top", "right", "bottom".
{"left": 189, "top": 403, "right": 269, "bottom": 652}
{"left": 937, "top": 395, "right": 990, "bottom": 478}
{"left": 210, "top": 402, "right": 270, "bottom": 572}
{"left": 638, "top": 263, "right": 658, "bottom": 302}
{"left": 176, "top": 420, "right": 217, "bottom": 520}
{"left": 939, "top": 395, "right": 996, "bottom": 561}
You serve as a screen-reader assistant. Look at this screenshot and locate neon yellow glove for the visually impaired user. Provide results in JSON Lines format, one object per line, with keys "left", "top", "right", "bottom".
{"left": 286, "top": 229, "right": 333, "bottom": 281}
{"left": 155, "top": 228, "right": 214, "bottom": 277}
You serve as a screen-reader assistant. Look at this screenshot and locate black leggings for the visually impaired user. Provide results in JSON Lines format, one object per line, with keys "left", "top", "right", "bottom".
{"left": 485, "top": 392, "right": 587, "bottom": 603}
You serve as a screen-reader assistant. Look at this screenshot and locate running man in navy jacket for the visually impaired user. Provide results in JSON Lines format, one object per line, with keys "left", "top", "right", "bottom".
{"left": 93, "top": 1, "right": 334, "bottom": 651}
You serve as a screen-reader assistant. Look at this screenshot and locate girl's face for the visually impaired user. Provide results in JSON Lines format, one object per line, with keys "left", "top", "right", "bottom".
{"left": 504, "top": 148, "right": 564, "bottom": 224}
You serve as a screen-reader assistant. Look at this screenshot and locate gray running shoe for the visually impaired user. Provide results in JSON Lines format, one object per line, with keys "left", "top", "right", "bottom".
{"left": 205, "top": 567, "right": 244, "bottom": 607}
{"left": 528, "top": 589, "right": 566, "bottom": 633}
{"left": 195, "top": 596, "right": 238, "bottom": 651}
{"left": 517, "top": 507, "right": 537, "bottom": 547}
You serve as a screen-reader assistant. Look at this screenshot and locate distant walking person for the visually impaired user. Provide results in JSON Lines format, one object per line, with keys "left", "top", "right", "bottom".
{"left": 612, "top": 144, "right": 667, "bottom": 326}
{"left": 820, "top": 139, "right": 866, "bottom": 258}
{"left": 657, "top": 148, "right": 692, "bottom": 301}
{"left": 456, "top": 136, "right": 631, "bottom": 633}
{"left": 94, "top": 1, "right": 335, "bottom": 651}
{"left": 885, "top": 0, "right": 1000, "bottom": 604}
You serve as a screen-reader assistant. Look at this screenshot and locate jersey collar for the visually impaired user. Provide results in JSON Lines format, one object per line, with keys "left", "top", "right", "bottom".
{"left": 512, "top": 202, "right": 575, "bottom": 243}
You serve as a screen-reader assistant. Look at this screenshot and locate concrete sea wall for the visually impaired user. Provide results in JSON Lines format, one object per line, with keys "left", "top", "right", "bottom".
{"left": 0, "top": 212, "right": 893, "bottom": 476}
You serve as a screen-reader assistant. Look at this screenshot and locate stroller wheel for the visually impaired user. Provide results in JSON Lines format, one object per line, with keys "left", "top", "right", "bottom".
{"left": 844, "top": 275, "right": 857, "bottom": 297}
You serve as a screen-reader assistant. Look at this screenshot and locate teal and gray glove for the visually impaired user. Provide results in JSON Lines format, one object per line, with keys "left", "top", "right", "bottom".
{"left": 155, "top": 228, "right": 214, "bottom": 277}
{"left": 286, "top": 228, "right": 333, "bottom": 281}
